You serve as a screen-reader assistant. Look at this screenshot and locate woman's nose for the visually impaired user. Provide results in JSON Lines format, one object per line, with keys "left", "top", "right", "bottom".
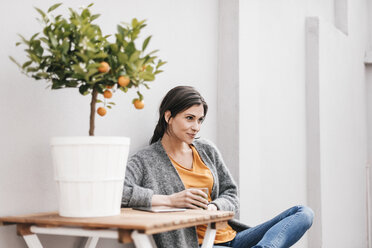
{"left": 191, "top": 121, "right": 200, "bottom": 131}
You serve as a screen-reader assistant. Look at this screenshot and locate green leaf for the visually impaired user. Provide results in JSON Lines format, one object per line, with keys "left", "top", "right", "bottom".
{"left": 108, "top": 102, "right": 116, "bottom": 105}
{"left": 27, "top": 67, "right": 39, "bottom": 72}
{"left": 156, "top": 61, "right": 167, "bottom": 69}
{"left": 48, "top": 33, "right": 58, "bottom": 47}
{"left": 66, "top": 81, "right": 79, "bottom": 87}
{"left": 93, "top": 52, "right": 108, "bottom": 59}
{"left": 138, "top": 19, "right": 146, "bottom": 27}
{"left": 15, "top": 42, "right": 21, "bottom": 46}
{"left": 142, "top": 36, "right": 151, "bottom": 51}
{"left": 87, "top": 3, "right": 94, "bottom": 7}
{"left": 87, "top": 63, "right": 101, "bottom": 69}
{"left": 140, "top": 72, "right": 155, "bottom": 81}
{"left": 86, "top": 68, "right": 98, "bottom": 79}
{"left": 81, "top": 8, "right": 90, "bottom": 19}
{"left": 131, "top": 18, "right": 139, "bottom": 28}
{"left": 119, "top": 87, "right": 128, "bottom": 93}
{"left": 96, "top": 86, "right": 104, "bottom": 94}
{"left": 154, "top": 70, "right": 163, "bottom": 75}
{"left": 30, "top": 33, "right": 39, "bottom": 40}
{"left": 110, "top": 44, "right": 118, "bottom": 53}
{"left": 118, "top": 53, "right": 128, "bottom": 64}
{"left": 79, "top": 84, "right": 90, "bottom": 95}
{"left": 9, "top": 56, "right": 21, "bottom": 68}
{"left": 22, "top": 61, "right": 32, "bottom": 69}
{"left": 76, "top": 52, "right": 89, "bottom": 62}
{"left": 29, "top": 54, "right": 41, "bottom": 64}
{"left": 145, "top": 65, "right": 153, "bottom": 72}
{"left": 90, "top": 14, "right": 100, "bottom": 22}
{"left": 146, "top": 49, "right": 159, "bottom": 56}
{"left": 125, "top": 42, "right": 135, "bottom": 55}
{"left": 129, "top": 50, "right": 140, "bottom": 62}
{"left": 61, "top": 40, "right": 69, "bottom": 54}
{"left": 96, "top": 99, "right": 103, "bottom": 103}
{"left": 117, "top": 25, "right": 126, "bottom": 37}
{"left": 34, "top": 7, "right": 46, "bottom": 18}
{"left": 52, "top": 83, "right": 63, "bottom": 89}
{"left": 17, "top": 34, "right": 30, "bottom": 45}
{"left": 35, "top": 72, "right": 49, "bottom": 78}
{"left": 137, "top": 91, "right": 143, "bottom": 100}
{"left": 47, "top": 3, "right": 62, "bottom": 13}
{"left": 72, "top": 64, "right": 85, "bottom": 75}
{"left": 39, "top": 37, "right": 49, "bottom": 45}
{"left": 107, "top": 105, "right": 112, "bottom": 109}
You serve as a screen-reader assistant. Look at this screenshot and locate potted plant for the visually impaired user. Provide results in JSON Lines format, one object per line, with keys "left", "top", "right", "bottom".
{"left": 10, "top": 3, "right": 165, "bottom": 217}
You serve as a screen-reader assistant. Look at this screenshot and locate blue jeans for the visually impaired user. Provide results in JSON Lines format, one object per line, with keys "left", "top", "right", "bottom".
{"left": 214, "top": 205, "right": 314, "bottom": 248}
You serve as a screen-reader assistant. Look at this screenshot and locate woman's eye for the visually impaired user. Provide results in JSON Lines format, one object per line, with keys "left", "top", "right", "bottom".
{"left": 186, "top": 116, "right": 193, "bottom": 120}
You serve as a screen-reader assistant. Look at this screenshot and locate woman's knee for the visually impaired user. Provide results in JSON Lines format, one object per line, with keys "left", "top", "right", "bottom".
{"left": 297, "top": 205, "right": 314, "bottom": 228}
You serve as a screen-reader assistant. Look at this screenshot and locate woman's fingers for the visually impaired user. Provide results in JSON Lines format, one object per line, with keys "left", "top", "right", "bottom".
{"left": 189, "top": 189, "right": 209, "bottom": 202}
{"left": 186, "top": 197, "right": 208, "bottom": 209}
{"left": 185, "top": 190, "right": 208, "bottom": 209}
{"left": 169, "top": 189, "right": 210, "bottom": 209}
{"left": 169, "top": 189, "right": 209, "bottom": 209}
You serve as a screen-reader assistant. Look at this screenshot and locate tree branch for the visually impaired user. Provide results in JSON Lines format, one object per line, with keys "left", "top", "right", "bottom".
{"left": 89, "top": 88, "right": 98, "bottom": 136}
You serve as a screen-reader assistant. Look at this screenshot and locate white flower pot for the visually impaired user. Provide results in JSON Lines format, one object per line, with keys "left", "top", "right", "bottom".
{"left": 50, "top": 136, "right": 130, "bottom": 217}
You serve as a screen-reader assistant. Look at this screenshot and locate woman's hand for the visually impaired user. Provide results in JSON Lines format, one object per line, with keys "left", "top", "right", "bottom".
{"left": 169, "top": 189, "right": 209, "bottom": 209}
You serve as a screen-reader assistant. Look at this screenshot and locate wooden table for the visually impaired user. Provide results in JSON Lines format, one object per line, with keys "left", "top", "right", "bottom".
{"left": 0, "top": 208, "right": 234, "bottom": 248}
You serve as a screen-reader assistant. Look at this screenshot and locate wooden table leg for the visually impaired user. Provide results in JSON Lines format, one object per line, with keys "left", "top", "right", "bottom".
{"left": 201, "top": 223, "right": 217, "bottom": 248}
{"left": 131, "top": 230, "right": 157, "bottom": 248}
{"left": 17, "top": 224, "right": 43, "bottom": 248}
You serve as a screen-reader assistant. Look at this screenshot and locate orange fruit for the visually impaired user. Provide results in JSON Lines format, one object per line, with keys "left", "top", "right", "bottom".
{"left": 133, "top": 99, "right": 144, "bottom": 109}
{"left": 118, "top": 76, "right": 130, "bottom": 87}
{"left": 106, "top": 85, "right": 114, "bottom": 89}
{"left": 103, "top": 90, "right": 113, "bottom": 99}
{"left": 97, "top": 107, "right": 107, "bottom": 116}
{"left": 98, "top": 62, "right": 110, "bottom": 73}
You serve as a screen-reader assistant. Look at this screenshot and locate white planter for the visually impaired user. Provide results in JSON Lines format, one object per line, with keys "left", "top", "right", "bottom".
{"left": 50, "top": 136, "right": 130, "bottom": 217}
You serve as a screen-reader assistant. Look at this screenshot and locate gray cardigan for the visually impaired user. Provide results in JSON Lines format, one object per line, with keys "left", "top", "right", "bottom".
{"left": 121, "top": 138, "right": 248, "bottom": 248}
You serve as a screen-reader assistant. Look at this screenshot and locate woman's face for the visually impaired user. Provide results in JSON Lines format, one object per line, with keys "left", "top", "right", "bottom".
{"left": 166, "top": 104, "right": 205, "bottom": 144}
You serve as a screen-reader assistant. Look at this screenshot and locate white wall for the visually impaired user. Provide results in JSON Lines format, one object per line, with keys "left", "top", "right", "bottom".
{"left": 317, "top": 18, "right": 367, "bottom": 248}
{"left": 0, "top": 1, "right": 218, "bottom": 247}
{"left": 239, "top": 0, "right": 368, "bottom": 247}
{"left": 239, "top": 0, "right": 308, "bottom": 224}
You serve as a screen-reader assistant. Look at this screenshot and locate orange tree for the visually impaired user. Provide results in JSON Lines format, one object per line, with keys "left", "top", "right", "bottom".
{"left": 10, "top": 3, "right": 165, "bottom": 136}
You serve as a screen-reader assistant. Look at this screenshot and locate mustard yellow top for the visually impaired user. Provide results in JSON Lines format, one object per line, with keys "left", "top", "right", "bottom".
{"left": 169, "top": 145, "right": 236, "bottom": 244}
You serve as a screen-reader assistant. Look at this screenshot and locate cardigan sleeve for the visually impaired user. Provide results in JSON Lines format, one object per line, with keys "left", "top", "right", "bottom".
{"left": 206, "top": 142, "right": 240, "bottom": 214}
{"left": 121, "top": 154, "right": 154, "bottom": 207}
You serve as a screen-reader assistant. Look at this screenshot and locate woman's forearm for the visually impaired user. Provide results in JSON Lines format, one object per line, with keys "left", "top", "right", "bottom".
{"left": 151, "top": 194, "right": 172, "bottom": 207}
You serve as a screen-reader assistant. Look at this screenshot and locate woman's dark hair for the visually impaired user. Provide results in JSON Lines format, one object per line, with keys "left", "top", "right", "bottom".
{"left": 150, "top": 86, "right": 208, "bottom": 144}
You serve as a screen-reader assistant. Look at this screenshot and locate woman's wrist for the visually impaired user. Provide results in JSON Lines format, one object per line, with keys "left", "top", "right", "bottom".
{"left": 151, "top": 194, "right": 172, "bottom": 207}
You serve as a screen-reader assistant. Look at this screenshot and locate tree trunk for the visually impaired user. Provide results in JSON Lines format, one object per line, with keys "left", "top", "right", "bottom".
{"left": 89, "top": 88, "right": 98, "bottom": 136}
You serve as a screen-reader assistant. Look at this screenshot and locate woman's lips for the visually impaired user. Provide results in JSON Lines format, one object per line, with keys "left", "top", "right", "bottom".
{"left": 187, "top": 133, "right": 196, "bottom": 138}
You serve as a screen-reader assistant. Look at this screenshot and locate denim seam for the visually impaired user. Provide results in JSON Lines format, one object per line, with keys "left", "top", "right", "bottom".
{"left": 271, "top": 213, "right": 297, "bottom": 247}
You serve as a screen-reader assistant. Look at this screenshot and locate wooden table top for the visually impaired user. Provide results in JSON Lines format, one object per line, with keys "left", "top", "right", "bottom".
{"left": 0, "top": 208, "right": 234, "bottom": 235}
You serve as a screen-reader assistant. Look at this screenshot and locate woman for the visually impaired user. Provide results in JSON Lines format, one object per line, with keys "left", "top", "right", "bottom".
{"left": 122, "top": 86, "right": 314, "bottom": 248}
